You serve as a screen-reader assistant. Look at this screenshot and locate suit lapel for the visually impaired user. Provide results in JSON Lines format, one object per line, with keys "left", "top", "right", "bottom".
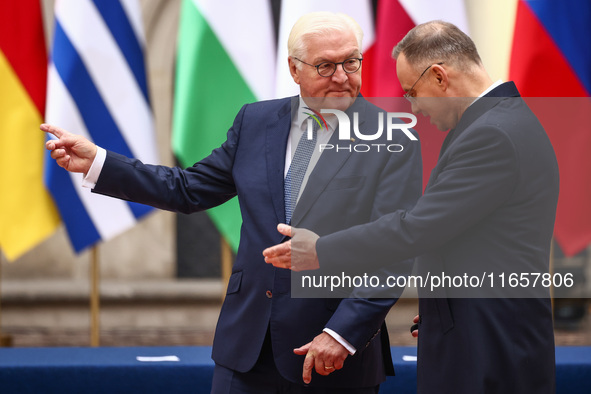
{"left": 266, "top": 98, "right": 296, "bottom": 224}
{"left": 291, "top": 98, "right": 367, "bottom": 226}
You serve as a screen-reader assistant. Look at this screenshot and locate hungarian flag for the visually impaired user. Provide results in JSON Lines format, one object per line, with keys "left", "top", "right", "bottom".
{"left": 510, "top": 0, "right": 591, "bottom": 256}
{"left": 172, "top": 0, "right": 276, "bottom": 251}
{"left": 361, "top": 0, "right": 470, "bottom": 189}
{"left": 0, "top": 0, "right": 60, "bottom": 260}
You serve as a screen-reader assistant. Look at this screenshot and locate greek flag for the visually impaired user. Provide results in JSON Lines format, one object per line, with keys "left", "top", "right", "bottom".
{"left": 45, "top": 0, "right": 158, "bottom": 252}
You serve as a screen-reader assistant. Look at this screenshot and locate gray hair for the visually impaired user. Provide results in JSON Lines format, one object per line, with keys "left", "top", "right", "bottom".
{"left": 288, "top": 12, "right": 363, "bottom": 62}
{"left": 392, "top": 20, "right": 482, "bottom": 71}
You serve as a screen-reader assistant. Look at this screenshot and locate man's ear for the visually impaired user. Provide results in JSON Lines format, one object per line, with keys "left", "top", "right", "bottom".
{"left": 288, "top": 57, "right": 300, "bottom": 85}
{"left": 431, "top": 64, "right": 448, "bottom": 92}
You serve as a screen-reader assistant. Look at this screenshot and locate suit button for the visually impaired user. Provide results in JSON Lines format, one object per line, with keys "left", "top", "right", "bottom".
{"left": 266, "top": 290, "right": 273, "bottom": 299}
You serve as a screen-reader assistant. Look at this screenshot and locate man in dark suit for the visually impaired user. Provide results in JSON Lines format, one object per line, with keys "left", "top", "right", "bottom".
{"left": 43, "top": 12, "right": 422, "bottom": 393}
{"left": 264, "top": 20, "right": 559, "bottom": 393}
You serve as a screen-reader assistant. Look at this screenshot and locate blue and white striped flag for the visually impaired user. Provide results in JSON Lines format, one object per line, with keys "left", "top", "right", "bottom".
{"left": 45, "top": 0, "right": 158, "bottom": 253}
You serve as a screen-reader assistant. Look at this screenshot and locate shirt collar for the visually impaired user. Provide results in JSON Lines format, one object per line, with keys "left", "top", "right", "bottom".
{"left": 295, "top": 97, "right": 338, "bottom": 132}
{"left": 470, "top": 79, "right": 503, "bottom": 107}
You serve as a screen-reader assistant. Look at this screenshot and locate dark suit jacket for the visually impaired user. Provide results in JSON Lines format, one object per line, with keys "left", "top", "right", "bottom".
{"left": 93, "top": 96, "right": 422, "bottom": 388}
{"left": 317, "top": 83, "right": 559, "bottom": 393}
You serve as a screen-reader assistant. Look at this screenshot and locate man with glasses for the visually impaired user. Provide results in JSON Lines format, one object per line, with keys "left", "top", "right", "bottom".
{"left": 43, "top": 12, "right": 422, "bottom": 393}
{"left": 265, "top": 20, "right": 558, "bottom": 393}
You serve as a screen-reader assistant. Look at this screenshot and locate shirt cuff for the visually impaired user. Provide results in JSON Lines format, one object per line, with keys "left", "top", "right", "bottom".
{"left": 82, "top": 146, "right": 106, "bottom": 189}
{"left": 323, "top": 328, "right": 357, "bottom": 355}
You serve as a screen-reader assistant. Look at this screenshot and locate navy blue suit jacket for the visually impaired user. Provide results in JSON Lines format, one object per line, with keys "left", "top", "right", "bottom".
{"left": 93, "top": 96, "right": 422, "bottom": 388}
{"left": 317, "top": 83, "right": 559, "bottom": 392}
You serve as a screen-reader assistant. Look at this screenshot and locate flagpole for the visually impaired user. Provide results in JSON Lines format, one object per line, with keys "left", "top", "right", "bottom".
{"left": 0, "top": 252, "right": 13, "bottom": 347}
{"left": 221, "top": 238, "right": 233, "bottom": 300}
{"left": 90, "top": 245, "right": 100, "bottom": 347}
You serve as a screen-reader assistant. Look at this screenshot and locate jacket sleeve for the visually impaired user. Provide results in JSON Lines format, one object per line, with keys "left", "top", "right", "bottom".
{"left": 324, "top": 129, "right": 423, "bottom": 351}
{"left": 93, "top": 104, "right": 249, "bottom": 214}
{"left": 317, "top": 124, "right": 519, "bottom": 275}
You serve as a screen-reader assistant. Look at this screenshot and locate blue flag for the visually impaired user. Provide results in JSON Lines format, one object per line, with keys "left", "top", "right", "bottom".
{"left": 45, "top": 0, "right": 158, "bottom": 252}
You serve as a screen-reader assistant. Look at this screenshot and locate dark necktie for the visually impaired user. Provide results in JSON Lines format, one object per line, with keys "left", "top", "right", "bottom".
{"left": 284, "top": 120, "right": 318, "bottom": 224}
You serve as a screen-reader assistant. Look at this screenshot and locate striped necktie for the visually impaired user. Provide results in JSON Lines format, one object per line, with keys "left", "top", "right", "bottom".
{"left": 284, "top": 120, "right": 318, "bottom": 224}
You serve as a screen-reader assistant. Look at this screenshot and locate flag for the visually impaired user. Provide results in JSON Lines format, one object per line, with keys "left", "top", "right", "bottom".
{"left": 0, "top": 0, "right": 60, "bottom": 261}
{"left": 274, "top": 0, "right": 375, "bottom": 98}
{"left": 510, "top": 0, "right": 591, "bottom": 256}
{"left": 45, "top": 0, "right": 158, "bottom": 253}
{"left": 361, "top": 0, "right": 470, "bottom": 98}
{"left": 361, "top": 0, "right": 470, "bottom": 190}
{"left": 172, "top": 0, "right": 275, "bottom": 252}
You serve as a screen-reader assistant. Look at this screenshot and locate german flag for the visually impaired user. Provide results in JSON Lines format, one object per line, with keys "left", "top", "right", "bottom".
{"left": 0, "top": 0, "right": 59, "bottom": 261}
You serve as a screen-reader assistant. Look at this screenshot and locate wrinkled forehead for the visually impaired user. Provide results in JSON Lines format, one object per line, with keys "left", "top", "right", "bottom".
{"left": 302, "top": 30, "right": 361, "bottom": 62}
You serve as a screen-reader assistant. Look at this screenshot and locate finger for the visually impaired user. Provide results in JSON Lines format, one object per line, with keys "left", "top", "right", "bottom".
{"left": 277, "top": 223, "right": 292, "bottom": 237}
{"left": 40, "top": 123, "right": 66, "bottom": 138}
{"left": 263, "top": 249, "right": 290, "bottom": 264}
{"left": 334, "top": 357, "right": 345, "bottom": 370}
{"left": 44, "top": 133, "right": 75, "bottom": 151}
{"left": 56, "top": 156, "right": 71, "bottom": 169}
{"left": 50, "top": 149, "right": 67, "bottom": 160}
{"left": 264, "top": 255, "right": 291, "bottom": 269}
{"left": 411, "top": 329, "right": 418, "bottom": 338}
{"left": 292, "top": 263, "right": 312, "bottom": 273}
{"left": 262, "top": 240, "right": 291, "bottom": 258}
{"left": 413, "top": 315, "right": 419, "bottom": 324}
{"left": 322, "top": 364, "right": 336, "bottom": 375}
{"left": 302, "top": 353, "right": 314, "bottom": 384}
{"left": 314, "top": 354, "right": 333, "bottom": 376}
{"left": 293, "top": 341, "right": 312, "bottom": 355}
{"left": 49, "top": 148, "right": 70, "bottom": 168}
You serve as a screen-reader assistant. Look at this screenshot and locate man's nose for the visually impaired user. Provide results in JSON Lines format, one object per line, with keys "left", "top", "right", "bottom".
{"left": 331, "top": 66, "right": 348, "bottom": 83}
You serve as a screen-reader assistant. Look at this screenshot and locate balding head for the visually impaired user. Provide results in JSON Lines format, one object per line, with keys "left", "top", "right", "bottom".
{"left": 392, "top": 20, "right": 482, "bottom": 72}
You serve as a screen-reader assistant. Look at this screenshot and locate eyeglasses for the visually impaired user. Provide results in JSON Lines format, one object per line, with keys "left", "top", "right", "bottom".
{"left": 294, "top": 57, "right": 363, "bottom": 77}
{"left": 403, "top": 62, "right": 444, "bottom": 101}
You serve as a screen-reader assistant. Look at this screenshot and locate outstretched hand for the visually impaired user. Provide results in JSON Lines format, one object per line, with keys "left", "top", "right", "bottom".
{"left": 42, "top": 123, "right": 97, "bottom": 174}
{"left": 262, "top": 224, "right": 320, "bottom": 271}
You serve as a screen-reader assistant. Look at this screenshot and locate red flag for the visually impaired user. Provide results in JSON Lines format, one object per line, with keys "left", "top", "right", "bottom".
{"left": 510, "top": 0, "right": 591, "bottom": 256}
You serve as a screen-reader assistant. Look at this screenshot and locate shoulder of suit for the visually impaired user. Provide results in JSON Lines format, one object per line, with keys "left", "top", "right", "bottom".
{"left": 239, "top": 96, "right": 293, "bottom": 117}
{"left": 243, "top": 96, "right": 293, "bottom": 109}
